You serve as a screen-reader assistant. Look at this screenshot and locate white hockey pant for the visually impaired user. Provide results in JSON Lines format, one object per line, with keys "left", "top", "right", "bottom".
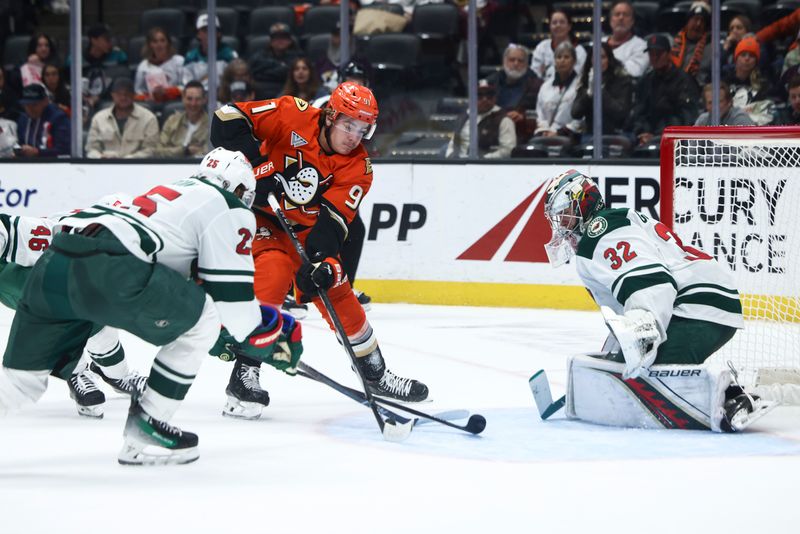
{"left": 139, "top": 295, "right": 220, "bottom": 422}
{"left": 566, "top": 354, "right": 732, "bottom": 432}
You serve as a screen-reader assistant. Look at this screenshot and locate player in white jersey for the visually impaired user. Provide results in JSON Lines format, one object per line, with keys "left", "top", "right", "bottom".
{"left": 0, "top": 148, "right": 304, "bottom": 465}
{"left": 541, "top": 169, "right": 773, "bottom": 432}
{"left": 0, "top": 212, "right": 146, "bottom": 418}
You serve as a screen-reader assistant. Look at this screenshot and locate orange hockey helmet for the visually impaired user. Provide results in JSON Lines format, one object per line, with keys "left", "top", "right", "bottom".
{"left": 328, "top": 81, "right": 378, "bottom": 139}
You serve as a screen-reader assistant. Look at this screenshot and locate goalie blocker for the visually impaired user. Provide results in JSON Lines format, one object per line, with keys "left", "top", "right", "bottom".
{"left": 565, "top": 354, "right": 776, "bottom": 432}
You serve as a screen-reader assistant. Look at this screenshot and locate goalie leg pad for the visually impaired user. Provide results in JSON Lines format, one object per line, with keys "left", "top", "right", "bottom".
{"left": 567, "top": 355, "right": 733, "bottom": 431}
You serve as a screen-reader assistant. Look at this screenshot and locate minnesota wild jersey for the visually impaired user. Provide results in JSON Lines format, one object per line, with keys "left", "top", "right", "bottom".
{"left": 56, "top": 177, "right": 261, "bottom": 341}
{"left": 0, "top": 214, "right": 56, "bottom": 267}
{"left": 575, "top": 208, "right": 744, "bottom": 339}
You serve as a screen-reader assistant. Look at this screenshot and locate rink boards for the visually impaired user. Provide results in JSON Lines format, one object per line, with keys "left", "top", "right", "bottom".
{"left": 0, "top": 161, "right": 661, "bottom": 309}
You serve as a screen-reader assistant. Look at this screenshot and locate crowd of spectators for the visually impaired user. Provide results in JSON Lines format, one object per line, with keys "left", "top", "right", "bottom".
{"left": 3, "top": 1, "right": 800, "bottom": 160}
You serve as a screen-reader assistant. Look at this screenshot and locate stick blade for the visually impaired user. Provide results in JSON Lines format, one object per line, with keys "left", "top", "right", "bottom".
{"left": 529, "top": 370, "right": 554, "bottom": 418}
{"left": 381, "top": 417, "right": 416, "bottom": 442}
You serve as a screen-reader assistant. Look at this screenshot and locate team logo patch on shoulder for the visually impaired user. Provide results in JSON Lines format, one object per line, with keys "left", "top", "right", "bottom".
{"left": 290, "top": 131, "right": 308, "bottom": 148}
{"left": 293, "top": 97, "right": 309, "bottom": 111}
{"left": 364, "top": 157, "right": 373, "bottom": 175}
{"left": 586, "top": 217, "right": 608, "bottom": 238}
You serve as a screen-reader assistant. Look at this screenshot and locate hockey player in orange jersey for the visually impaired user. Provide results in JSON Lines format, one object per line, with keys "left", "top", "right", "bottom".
{"left": 211, "top": 82, "right": 428, "bottom": 418}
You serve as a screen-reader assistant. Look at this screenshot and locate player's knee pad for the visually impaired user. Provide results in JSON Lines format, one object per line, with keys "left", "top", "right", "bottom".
{"left": 160, "top": 295, "right": 221, "bottom": 367}
{"left": 0, "top": 367, "right": 49, "bottom": 413}
{"left": 188, "top": 294, "right": 222, "bottom": 352}
{"left": 566, "top": 354, "right": 731, "bottom": 432}
{"left": 254, "top": 250, "right": 296, "bottom": 306}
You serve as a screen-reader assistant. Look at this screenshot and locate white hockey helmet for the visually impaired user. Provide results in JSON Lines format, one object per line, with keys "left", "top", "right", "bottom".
{"left": 198, "top": 147, "right": 256, "bottom": 208}
{"left": 543, "top": 169, "right": 605, "bottom": 267}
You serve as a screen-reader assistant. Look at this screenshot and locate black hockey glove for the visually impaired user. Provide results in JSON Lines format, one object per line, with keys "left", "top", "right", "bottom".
{"left": 296, "top": 257, "right": 345, "bottom": 296}
{"left": 253, "top": 171, "right": 283, "bottom": 207}
{"left": 306, "top": 205, "right": 347, "bottom": 259}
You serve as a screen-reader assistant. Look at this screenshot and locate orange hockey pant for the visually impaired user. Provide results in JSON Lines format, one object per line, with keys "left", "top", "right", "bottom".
{"left": 251, "top": 216, "right": 367, "bottom": 338}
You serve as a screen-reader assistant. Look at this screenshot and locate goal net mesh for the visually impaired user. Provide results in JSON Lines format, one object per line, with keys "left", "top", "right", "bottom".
{"left": 671, "top": 136, "right": 800, "bottom": 400}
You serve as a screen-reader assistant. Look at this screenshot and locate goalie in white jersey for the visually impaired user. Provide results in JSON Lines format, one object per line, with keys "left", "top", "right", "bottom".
{"left": 541, "top": 169, "right": 774, "bottom": 432}
{"left": 0, "top": 148, "right": 304, "bottom": 465}
{"left": 0, "top": 211, "right": 147, "bottom": 418}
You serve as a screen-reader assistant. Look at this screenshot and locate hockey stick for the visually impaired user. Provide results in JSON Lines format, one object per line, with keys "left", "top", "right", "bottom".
{"left": 297, "top": 361, "right": 481, "bottom": 432}
{"left": 296, "top": 363, "right": 416, "bottom": 424}
{"left": 262, "top": 194, "right": 413, "bottom": 442}
{"left": 529, "top": 370, "right": 566, "bottom": 420}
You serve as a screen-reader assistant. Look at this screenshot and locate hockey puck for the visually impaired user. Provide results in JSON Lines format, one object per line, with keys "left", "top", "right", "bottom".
{"left": 466, "top": 414, "right": 486, "bottom": 434}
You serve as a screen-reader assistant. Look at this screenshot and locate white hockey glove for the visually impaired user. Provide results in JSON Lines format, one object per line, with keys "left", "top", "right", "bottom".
{"left": 600, "top": 306, "right": 660, "bottom": 380}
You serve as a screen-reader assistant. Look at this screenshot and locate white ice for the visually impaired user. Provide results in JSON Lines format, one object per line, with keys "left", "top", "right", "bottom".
{"left": 0, "top": 304, "right": 798, "bottom": 534}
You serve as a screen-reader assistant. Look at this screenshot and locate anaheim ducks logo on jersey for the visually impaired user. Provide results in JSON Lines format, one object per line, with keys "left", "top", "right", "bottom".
{"left": 272, "top": 149, "right": 333, "bottom": 207}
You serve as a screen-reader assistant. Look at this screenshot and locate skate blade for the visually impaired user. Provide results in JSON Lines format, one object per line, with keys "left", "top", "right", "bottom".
{"left": 732, "top": 399, "right": 779, "bottom": 431}
{"left": 118, "top": 443, "right": 199, "bottom": 466}
{"left": 76, "top": 404, "right": 104, "bottom": 418}
{"left": 222, "top": 398, "right": 263, "bottom": 420}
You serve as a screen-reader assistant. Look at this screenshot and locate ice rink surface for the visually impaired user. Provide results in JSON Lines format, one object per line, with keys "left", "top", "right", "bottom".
{"left": 1, "top": 303, "right": 798, "bottom": 534}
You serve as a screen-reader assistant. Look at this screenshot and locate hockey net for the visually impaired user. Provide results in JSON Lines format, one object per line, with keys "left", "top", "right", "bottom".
{"left": 661, "top": 127, "right": 800, "bottom": 404}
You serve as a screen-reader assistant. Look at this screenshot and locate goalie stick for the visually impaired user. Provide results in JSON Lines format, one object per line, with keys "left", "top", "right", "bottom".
{"left": 262, "top": 194, "right": 413, "bottom": 442}
{"left": 297, "top": 362, "right": 472, "bottom": 429}
{"left": 529, "top": 370, "right": 565, "bottom": 420}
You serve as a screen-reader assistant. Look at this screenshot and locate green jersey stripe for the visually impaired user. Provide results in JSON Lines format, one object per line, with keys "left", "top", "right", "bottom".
{"left": 197, "top": 267, "right": 255, "bottom": 276}
{"left": 611, "top": 263, "right": 666, "bottom": 294}
{"left": 9, "top": 216, "right": 20, "bottom": 263}
{"left": 674, "top": 292, "right": 743, "bottom": 315}
{"left": 0, "top": 214, "right": 12, "bottom": 261}
{"left": 616, "top": 271, "right": 678, "bottom": 305}
{"left": 677, "top": 283, "right": 739, "bottom": 297}
{"left": 203, "top": 280, "right": 255, "bottom": 303}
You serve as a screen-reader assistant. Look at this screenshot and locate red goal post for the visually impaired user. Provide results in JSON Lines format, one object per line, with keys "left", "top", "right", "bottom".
{"left": 660, "top": 126, "right": 800, "bottom": 403}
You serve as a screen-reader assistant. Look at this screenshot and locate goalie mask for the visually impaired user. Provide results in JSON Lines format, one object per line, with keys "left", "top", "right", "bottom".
{"left": 543, "top": 169, "right": 604, "bottom": 267}
{"left": 198, "top": 147, "right": 256, "bottom": 208}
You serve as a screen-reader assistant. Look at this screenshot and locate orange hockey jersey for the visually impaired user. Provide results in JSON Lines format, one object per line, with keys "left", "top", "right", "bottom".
{"left": 231, "top": 96, "right": 373, "bottom": 232}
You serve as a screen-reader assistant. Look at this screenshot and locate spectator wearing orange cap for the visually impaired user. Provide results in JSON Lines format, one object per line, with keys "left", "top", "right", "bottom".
{"left": 723, "top": 36, "right": 776, "bottom": 125}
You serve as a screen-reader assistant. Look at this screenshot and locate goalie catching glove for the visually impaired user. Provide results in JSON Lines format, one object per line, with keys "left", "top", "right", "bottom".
{"left": 600, "top": 306, "right": 660, "bottom": 379}
{"left": 209, "top": 305, "right": 303, "bottom": 375}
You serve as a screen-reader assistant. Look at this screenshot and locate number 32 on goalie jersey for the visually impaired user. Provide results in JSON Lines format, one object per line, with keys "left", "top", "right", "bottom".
{"left": 602, "top": 219, "right": 711, "bottom": 271}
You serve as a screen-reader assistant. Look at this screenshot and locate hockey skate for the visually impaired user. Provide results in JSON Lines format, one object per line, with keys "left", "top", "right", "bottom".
{"left": 720, "top": 387, "right": 778, "bottom": 432}
{"left": 89, "top": 362, "right": 147, "bottom": 399}
{"left": 118, "top": 401, "right": 199, "bottom": 466}
{"left": 357, "top": 350, "right": 428, "bottom": 403}
{"left": 67, "top": 368, "right": 105, "bottom": 418}
{"left": 222, "top": 358, "right": 270, "bottom": 419}
{"left": 354, "top": 289, "right": 372, "bottom": 312}
{"left": 282, "top": 293, "right": 308, "bottom": 320}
